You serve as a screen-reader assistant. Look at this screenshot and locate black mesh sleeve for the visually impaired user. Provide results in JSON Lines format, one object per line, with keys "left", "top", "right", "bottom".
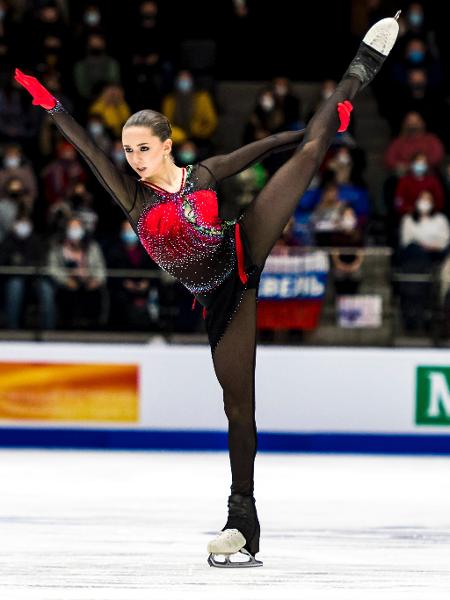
{"left": 201, "top": 129, "right": 305, "bottom": 183}
{"left": 47, "top": 101, "right": 138, "bottom": 216}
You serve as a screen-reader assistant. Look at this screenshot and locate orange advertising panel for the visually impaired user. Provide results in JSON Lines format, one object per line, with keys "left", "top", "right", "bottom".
{"left": 0, "top": 363, "right": 139, "bottom": 422}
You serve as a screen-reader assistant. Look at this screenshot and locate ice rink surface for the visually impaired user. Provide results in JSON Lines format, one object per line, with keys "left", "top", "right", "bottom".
{"left": 1, "top": 449, "right": 450, "bottom": 600}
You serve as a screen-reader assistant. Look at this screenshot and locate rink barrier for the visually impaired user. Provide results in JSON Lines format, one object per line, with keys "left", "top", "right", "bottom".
{"left": 1, "top": 428, "right": 450, "bottom": 454}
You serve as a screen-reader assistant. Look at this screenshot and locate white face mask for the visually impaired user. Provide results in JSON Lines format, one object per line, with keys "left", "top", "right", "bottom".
{"left": 4, "top": 156, "right": 20, "bottom": 169}
{"left": 66, "top": 227, "right": 84, "bottom": 241}
{"left": 341, "top": 216, "right": 357, "bottom": 231}
{"left": 336, "top": 152, "right": 351, "bottom": 166}
{"left": 13, "top": 221, "right": 32, "bottom": 238}
{"left": 260, "top": 96, "right": 275, "bottom": 111}
{"left": 416, "top": 197, "right": 433, "bottom": 215}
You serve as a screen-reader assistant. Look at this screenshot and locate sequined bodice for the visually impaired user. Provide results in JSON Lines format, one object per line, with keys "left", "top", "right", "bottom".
{"left": 137, "top": 165, "right": 236, "bottom": 294}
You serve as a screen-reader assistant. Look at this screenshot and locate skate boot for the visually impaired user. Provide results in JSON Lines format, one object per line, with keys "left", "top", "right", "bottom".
{"left": 207, "top": 494, "right": 262, "bottom": 568}
{"left": 344, "top": 11, "right": 400, "bottom": 89}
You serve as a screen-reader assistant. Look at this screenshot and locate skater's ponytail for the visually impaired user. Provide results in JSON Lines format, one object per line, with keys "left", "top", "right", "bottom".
{"left": 123, "top": 110, "right": 172, "bottom": 141}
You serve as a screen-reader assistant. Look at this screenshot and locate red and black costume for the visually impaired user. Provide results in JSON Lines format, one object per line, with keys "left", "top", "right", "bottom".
{"left": 15, "top": 67, "right": 356, "bottom": 559}
{"left": 45, "top": 99, "right": 305, "bottom": 350}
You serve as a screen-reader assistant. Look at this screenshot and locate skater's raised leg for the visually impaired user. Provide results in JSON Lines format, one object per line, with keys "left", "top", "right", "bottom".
{"left": 241, "top": 14, "right": 400, "bottom": 266}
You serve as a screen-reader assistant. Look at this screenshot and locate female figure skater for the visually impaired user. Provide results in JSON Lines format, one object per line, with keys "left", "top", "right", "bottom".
{"left": 15, "top": 13, "right": 399, "bottom": 568}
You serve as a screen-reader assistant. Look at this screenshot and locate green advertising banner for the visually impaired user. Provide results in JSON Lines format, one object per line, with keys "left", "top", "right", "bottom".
{"left": 416, "top": 366, "right": 450, "bottom": 426}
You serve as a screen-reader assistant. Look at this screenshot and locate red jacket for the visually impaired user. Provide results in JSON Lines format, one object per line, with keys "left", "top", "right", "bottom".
{"left": 394, "top": 173, "right": 445, "bottom": 215}
{"left": 385, "top": 133, "right": 445, "bottom": 171}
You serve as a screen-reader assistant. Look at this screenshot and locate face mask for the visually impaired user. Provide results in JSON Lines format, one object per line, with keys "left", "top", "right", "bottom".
{"left": 176, "top": 78, "right": 193, "bottom": 93}
{"left": 405, "top": 125, "right": 422, "bottom": 135}
{"left": 89, "top": 46, "right": 104, "bottom": 56}
{"left": 408, "top": 12, "right": 423, "bottom": 27}
{"left": 66, "top": 227, "right": 84, "bottom": 241}
{"left": 7, "top": 188, "right": 23, "bottom": 198}
{"left": 274, "top": 84, "right": 287, "bottom": 97}
{"left": 88, "top": 122, "right": 103, "bottom": 136}
{"left": 416, "top": 197, "right": 432, "bottom": 214}
{"left": 178, "top": 150, "right": 196, "bottom": 164}
{"left": 341, "top": 217, "right": 357, "bottom": 231}
{"left": 336, "top": 153, "right": 351, "bottom": 166}
{"left": 13, "top": 221, "right": 32, "bottom": 238}
{"left": 84, "top": 11, "right": 100, "bottom": 26}
{"left": 412, "top": 160, "right": 428, "bottom": 176}
{"left": 260, "top": 96, "right": 274, "bottom": 111}
{"left": 113, "top": 150, "right": 126, "bottom": 164}
{"left": 121, "top": 230, "right": 138, "bottom": 245}
{"left": 408, "top": 50, "right": 425, "bottom": 63}
{"left": 4, "top": 156, "right": 20, "bottom": 169}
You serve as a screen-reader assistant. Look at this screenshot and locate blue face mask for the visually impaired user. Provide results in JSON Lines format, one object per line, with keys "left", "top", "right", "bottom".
{"left": 121, "top": 230, "right": 138, "bottom": 245}
{"left": 408, "top": 50, "right": 425, "bottom": 63}
{"left": 176, "top": 78, "right": 193, "bottom": 93}
{"left": 408, "top": 12, "right": 423, "bottom": 27}
{"left": 412, "top": 161, "right": 428, "bottom": 177}
{"left": 178, "top": 150, "right": 196, "bottom": 164}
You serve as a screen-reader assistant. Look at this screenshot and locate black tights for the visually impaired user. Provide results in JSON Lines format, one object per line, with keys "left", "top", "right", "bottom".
{"left": 212, "top": 76, "right": 361, "bottom": 496}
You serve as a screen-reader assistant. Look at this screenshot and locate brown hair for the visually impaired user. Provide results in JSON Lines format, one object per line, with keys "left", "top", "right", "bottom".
{"left": 123, "top": 110, "right": 172, "bottom": 141}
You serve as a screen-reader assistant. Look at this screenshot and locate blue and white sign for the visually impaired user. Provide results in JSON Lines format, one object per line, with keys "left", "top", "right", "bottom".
{"left": 259, "top": 250, "right": 329, "bottom": 300}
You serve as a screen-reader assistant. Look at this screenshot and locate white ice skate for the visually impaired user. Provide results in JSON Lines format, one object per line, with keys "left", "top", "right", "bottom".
{"left": 207, "top": 529, "right": 263, "bottom": 568}
{"left": 344, "top": 11, "right": 400, "bottom": 88}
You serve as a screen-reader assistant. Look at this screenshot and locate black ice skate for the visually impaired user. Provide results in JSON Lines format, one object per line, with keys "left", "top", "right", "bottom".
{"left": 207, "top": 494, "right": 262, "bottom": 568}
{"left": 344, "top": 11, "right": 400, "bottom": 89}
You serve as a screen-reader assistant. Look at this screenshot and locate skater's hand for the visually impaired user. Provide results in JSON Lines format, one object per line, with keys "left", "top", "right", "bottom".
{"left": 14, "top": 68, "right": 57, "bottom": 110}
{"left": 337, "top": 100, "right": 353, "bottom": 133}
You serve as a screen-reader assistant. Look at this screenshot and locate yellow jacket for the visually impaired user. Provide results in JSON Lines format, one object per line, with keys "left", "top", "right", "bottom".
{"left": 162, "top": 91, "right": 218, "bottom": 144}
{"left": 89, "top": 99, "right": 131, "bottom": 138}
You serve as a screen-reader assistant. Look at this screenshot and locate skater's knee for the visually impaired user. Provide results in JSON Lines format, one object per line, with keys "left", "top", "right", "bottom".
{"left": 224, "top": 400, "right": 254, "bottom": 426}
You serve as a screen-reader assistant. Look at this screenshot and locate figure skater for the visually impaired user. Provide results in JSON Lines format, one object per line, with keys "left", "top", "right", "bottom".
{"left": 14, "top": 13, "right": 399, "bottom": 568}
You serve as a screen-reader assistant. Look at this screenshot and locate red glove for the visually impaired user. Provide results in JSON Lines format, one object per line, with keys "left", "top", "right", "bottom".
{"left": 14, "top": 68, "right": 57, "bottom": 110}
{"left": 337, "top": 100, "right": 353, "bottom": 133}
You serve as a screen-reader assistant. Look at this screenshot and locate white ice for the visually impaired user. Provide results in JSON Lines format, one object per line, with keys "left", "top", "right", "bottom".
{"left": 0, "top": 449, "right": 450, "bottom": 600}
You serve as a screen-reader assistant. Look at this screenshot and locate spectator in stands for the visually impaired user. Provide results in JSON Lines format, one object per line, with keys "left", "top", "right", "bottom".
{"left": 330, "top": 205, "right": 364, "bottom": 295}
{"left": 73, "top": 33, "right": 121, "bottom": 105}
{"left": 0, "top": 177, "right": 29, "bottom": 243}
{"left": 397, "top": 190, "right": 450, "bottom": 333}
{"left": 126, "top": 0, "right": 163, "bottom": 110}
{"left": 269, "top": 76, "right": 303, "bottom": 130}
{"left": 73, "top": 3, "right": 104, "bottom": 50}
{"left": 46, "top": 217, "right": 107, "bottom": 328}
{"left": 89, "top": 84, "right": 131, "bottom": 138}
{"left": 394, "top": 152, "right": 445, "bottom": 217}
{"left": 86, "top": 113, "right": 113, "bottom": 154}
{"left": 402, "top": 2, "right": 439, "bottom": 57}
{"left": 311, "top": 182, "right": 345, "bottom": 246}
{"left": 162, "top": 69, "right": 218, "bottom": 154}
{"left": 67, "top": 182, "right": 99, "bottom": 235}
{"left": 110, "top": 139, "right": 128, "bottom": 172}
{"left": 41, "top": 140, "right": 86, "bottom": 208}
{"left": 0, "top": 77, "right": 39, "bottom": 155}
{"left": 243, "top": 88, "right": 283, "bottom": 144}
{"left": 105, "top": 220, "right": 157, "bottom": 330}
{"left": 390, "top": 37, "right": 442, "bottom": 91}
{"left": 175, "top": 139, "right": 199, "bottom": 166}
{"left": 0, "top": 212, "right": 52, "bottom": 329}
{"left": 37, "top": 71, "right": 74, "bottom": 163}
{"left": 384, "top": 111, "right": 444, "bottom": 176}
{"left": 0, "top": 145, "right": 37, "bottom": 210}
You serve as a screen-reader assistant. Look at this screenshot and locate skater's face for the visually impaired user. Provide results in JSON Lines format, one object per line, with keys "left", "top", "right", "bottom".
{"left": 122, "top": 126, "right": 172, "bottom": 178}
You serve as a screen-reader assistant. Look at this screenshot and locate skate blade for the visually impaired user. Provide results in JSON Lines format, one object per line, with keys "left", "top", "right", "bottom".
{"left": 208, "top": 548, "right": 263, "bottom": 568}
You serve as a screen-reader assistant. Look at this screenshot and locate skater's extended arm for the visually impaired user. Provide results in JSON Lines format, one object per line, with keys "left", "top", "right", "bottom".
{"left": 201, "top": 129, "right": 306, "bottom": 183}
{"left": 14, "top": 69, "right": 138, "bottom": 216}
